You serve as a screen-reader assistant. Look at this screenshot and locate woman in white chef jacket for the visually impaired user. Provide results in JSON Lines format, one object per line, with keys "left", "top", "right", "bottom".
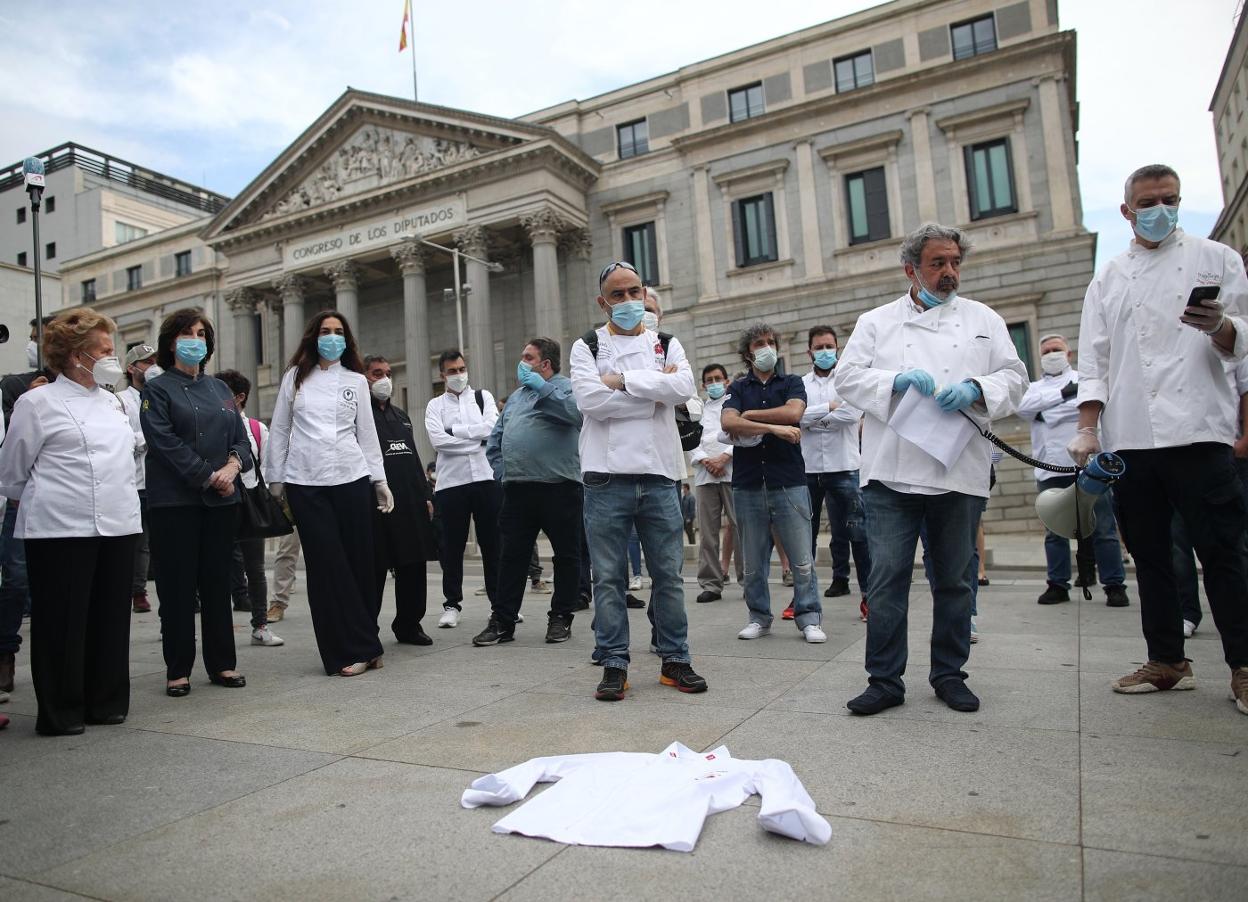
{"left": 265, "top": 310, "right": 394, "bottom": 676}
{"left": 0, "top": 308, "right": 141, "bottom": 736}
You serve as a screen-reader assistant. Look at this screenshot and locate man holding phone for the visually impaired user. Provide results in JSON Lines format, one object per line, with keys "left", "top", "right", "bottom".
{"left": 1070, "top": 163, "right": 1248, "bottom": 714}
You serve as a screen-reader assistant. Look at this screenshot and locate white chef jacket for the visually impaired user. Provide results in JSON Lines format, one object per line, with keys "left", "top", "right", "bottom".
{"left": 0, "top": 377, "right": 141, "bottom": 539}
{"left": 688, "top": 395, "right": 733, "bottom": 486}
{"left": 238, "top": 412, "right": 269, "bottom": 490}
{"left": 461, "top": 741, "right": 831, "bottom": 852}
{"left": 570, "top": 326, "right": 696, "bottom": 482}
{"left": 834, "top": 293, "right": 1028, "bottom": 498}
{"left": 1077, "top": 229, "right": 1248, "bottom": 451}
{"left": 119, "top": 385, "right": 148, "bottom": 491}
{"left": 1016, "top": 367, "right": 1080, "bottom": 481}
{"left": 424, "top": 386, "right": 497, "bottom": 492}
{"left": 264, "top": 364, "right": 386, "bottom": 487}
{"left": 800, "top": 369, "right": 862, "bottom": 473}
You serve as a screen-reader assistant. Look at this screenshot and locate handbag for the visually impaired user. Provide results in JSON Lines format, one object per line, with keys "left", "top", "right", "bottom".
{"left": 237, "top": 418, "right": 293, "bottom": 539}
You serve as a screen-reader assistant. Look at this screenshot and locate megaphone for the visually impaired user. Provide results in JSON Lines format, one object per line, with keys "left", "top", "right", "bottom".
{"left": 1035, "top": 452, "right": 1126, "bottom": 539}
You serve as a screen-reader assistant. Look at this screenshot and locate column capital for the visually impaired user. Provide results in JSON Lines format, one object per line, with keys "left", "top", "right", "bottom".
{"left": 520, "top": 207, "right": 566, "bottom": 245}
{"left": 225, "top": 286, "right": 259, "bottom": 315}
{"left": 324, "top": 260, "right": 360, "bottom": 291}
{"left": 271, "top": 273, "right": 307, "bottom": 305}
{"left": 559, "top": 227, "right": 593, "bottom": 261}
{"left": 390, "top": 240, "right": 428, "bottom": 275}
{"left": 454, "top": 224, "right": 490, "bottom": 259}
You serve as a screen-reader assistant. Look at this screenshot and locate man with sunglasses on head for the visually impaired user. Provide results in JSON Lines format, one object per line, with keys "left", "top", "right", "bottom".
{"left": 571, "top": 261, "right": 706, "bottom": 701}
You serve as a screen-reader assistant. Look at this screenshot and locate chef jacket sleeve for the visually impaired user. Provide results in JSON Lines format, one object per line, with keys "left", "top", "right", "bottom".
{"left": 970, "top": 314, "right": 1028, "bottom": 422}
{"left": 353, "top": 379, "right": 388, "bottom": 483}
{"left": 265, "top": 368, "right": 295, "bottom": 484}
{"left": 0, "top": 393, "right": 44, "bottom": 500}
{"left": 622, "top": 336, "right": 697, "bottom": 404}
{"left": 832, "top": 315, "right": 897, "bottom": 423}
{"left": 570, "top": 339, "right": 659, "bottom": 421}
{"left": 460, "top": 753, "right": 619, "bottom": 808}
{"left": 747, "top": 759, "right": 833, "bottom": 845}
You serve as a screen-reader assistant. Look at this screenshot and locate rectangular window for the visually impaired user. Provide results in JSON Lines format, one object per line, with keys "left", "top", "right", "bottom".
{"left": 175, "top": 250, "right": 192, "bottom": 277}
{"left": 16, "top": 207, "right": 25, "bottom": 224}
{"left": 45, "top": 196, "right": 55, "bottom": 213}
{"left": 845, "top": 168, "right": 891, "bottom": 244}
{"left": 126, "top": 265, "right": 142, "bottom": 291}
{"left": 834, "top": 50, "right": 874, "bottom": 93}
{"left": 1008, "top": 322, "right": 1033, "bottom": 377}
{"left": 45, "top": 242, "right": 56, "bottom": 260}
{"left": 82, "top": 279, "right": 96, "bottom": 302}
{"left": 731, "top": 193, "right": 778, "bottom": 267}
{"left": 17, "top": 251, "right": 27, "bottom": 267}
{"left": 115, "top": 221, "right": 149, "bottom": 244}
{"left": 951, "top": 14, "right": 997, "bottom": 60}
{"left": 617, "top": 119, "right": 649, "bottom": 159}
{"left": 728, "top": 82, "right": 765, "bottom": 123}
{"left": 965, "top": 138, "right": 1017, "bottom": 220}
{"left": 622, "top": 222, "right": 660, "bottom": 285}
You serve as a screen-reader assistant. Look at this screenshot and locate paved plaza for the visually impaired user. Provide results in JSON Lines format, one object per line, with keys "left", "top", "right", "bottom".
{"left": 2, "top": 555, "right": 1246, "bottom": 901}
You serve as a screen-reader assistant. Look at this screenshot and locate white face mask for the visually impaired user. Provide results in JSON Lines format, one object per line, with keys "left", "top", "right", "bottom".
{"left": 642, "top": 312, "right": 660, "bottom": 332}
{"left": 79, "top": 351, "right": 125, "bottom": 390}
{"left": 144, "top": 364, "right": 164, "bottom": 381}
{"left": 26, "top": 340, "right": 38, "bottom": 370}
{"left": 1040, "top": 350, "right": 1069, "bottom": 377}
{"left": 446, "top": 372, "right": 469, "bottom": 393}
{"left": 370, "top": 376, "right": 393, "bottom": 401}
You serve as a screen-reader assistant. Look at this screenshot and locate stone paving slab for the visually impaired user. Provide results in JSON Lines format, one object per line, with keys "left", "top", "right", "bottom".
{"left": 1081, "top": 848, "right": 1248, "bottom": 902}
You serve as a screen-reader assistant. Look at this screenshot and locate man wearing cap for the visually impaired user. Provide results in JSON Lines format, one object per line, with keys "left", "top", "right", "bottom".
{"left": 120, "top": 344, "right": 161, "bottom": 613}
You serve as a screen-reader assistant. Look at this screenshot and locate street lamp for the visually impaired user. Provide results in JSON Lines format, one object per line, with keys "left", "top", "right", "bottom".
{"left": 22, "top": 157, "right": 46, "bottom": 368}
{"left": 415, "top": 237, "right": 502, "bottom": 356}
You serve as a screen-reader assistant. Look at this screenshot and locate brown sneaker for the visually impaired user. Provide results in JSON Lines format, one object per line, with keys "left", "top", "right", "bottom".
{"left": 1111, "top": 660, "right": 1195, "bottom": 694}
{"left": 1231, "top": 667, "right": 1248, "bottom": 715}
{"left": 266, "top": 604, "right": 285, "bottom": 623}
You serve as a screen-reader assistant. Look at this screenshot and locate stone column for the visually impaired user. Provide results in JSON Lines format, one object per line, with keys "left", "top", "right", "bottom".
{"left": 794, "top": 139, "right": 824, "bottom": 280}
{"left": 391, "top": 240, "right": 434, "bottom": 461}
{"left": 521, "top": 208, "right": 566, "bottom": 348}
{"left": 691, "top": 166, "right": 719, "bottom": 302}
{"left": 907, "top": 108, "right": 939, "bottom": 223}
{"left": 324, "top": 260, "right": 360, "bottom": 328}
{"left": 272, "top": 274, "right": 307, "bottom": 365}
{"left": 225, "top": 287, "right": 259, "bottom": 391}
{"left": 149, "top": 306, "right": 164, "bottom": 346}
{"left": 561, "top": 228, "right": 594, "bottom": 338}
{"left": 455, "top": 225, "right": 495, "bottom": 390}
{"left": 1036, "top": 75, "right": 1076, "bottom": 233}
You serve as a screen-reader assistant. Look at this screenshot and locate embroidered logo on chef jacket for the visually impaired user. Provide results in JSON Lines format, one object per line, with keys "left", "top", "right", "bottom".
{"left": 1196, "top": 271, "right": 1222, "bottom": 286}
{"left": 342, "top": 387, "right": 356, "bottom": 402}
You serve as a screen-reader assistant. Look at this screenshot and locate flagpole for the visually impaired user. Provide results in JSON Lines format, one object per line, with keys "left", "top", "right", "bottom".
{"left": 408, "top": 1, "right": 418, "bottom": 101}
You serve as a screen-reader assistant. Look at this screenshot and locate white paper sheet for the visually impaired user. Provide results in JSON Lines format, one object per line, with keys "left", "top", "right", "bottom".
{"left": 888, "top": 386, "right": 978, "bottom": 469}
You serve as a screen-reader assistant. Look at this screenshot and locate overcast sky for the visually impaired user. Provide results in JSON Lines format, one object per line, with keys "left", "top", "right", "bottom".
{"left": 0, "top": 0, "right": 1240, "bottom": 268}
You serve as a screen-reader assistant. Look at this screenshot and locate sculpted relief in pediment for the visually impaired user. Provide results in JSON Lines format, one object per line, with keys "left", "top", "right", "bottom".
{"left": 260, "top": 125, "right": 483, "bottom": 221}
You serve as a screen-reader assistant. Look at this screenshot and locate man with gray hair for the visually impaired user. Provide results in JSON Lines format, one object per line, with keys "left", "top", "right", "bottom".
{"left": 1016, "top": 333, "right": 1128, "bottom": 607}
{"left": 1069, "top": 163, "right": 1248, "bottom": 713}
{"left": 834, "top": 223, "right": 1027, "bottom": 715}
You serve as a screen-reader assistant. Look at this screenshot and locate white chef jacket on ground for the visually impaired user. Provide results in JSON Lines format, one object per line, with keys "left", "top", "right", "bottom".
{"left": 264, "top": 364, "right": 386, "bottom": 487}
{"left": 1077, "top": 229, "right": 1248, "bottom": 451}
{"left": 570, "top": 325, "right": 696, "bottom": 481}
{"left": 238, "top": 412, "right": 269, "bottom": 490}
{"left": 800, "top": 369, "right": 862, "bottom": 473}
{"left": 461, "top": 741, "right": 831, "bottom": 852}
{"left": 424, "top": 385, "right": 497, "bottom": 492}
{"left": 1016, "top": 366, "right": 1080, "bottom": 481}
{"left": 688, "top": 395, "right": 733, "bottom": 486}
{"left": 833, "top": 293, "right": 1028, "bottom": 498}
{"left": 120, "top": 385, "right": 148, "bottom": 491}
{"left": 0, "top": 377, "right": 140, "bottom": 539}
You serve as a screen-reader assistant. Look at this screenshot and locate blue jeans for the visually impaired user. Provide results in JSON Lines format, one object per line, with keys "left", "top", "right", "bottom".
{"left": 735, "top": 484, "right": 821, "bottom": 629}
{"left": 864, "top": 483, "right": 980, "bottom": 698}
{"left": 0, "top": 501, "right": 30, "bottom": 654}
{"left": 627, "top": 527, "right": 642, "bottom": 578}
{"left": 919, "top": 495, "right": 987, "bottom": 616}
{"left": 807, "top": 470, "right": 871, "bottom": 587}
{"left": 1036, "top": 476, "right": 1125, "bottom": 588}
{"left": 583, "top": 473, "right": 690, "bottom": 670}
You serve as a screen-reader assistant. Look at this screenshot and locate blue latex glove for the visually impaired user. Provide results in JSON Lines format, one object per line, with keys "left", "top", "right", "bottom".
{"left": 892, "top": 369, "right": 935, "bottom": 396}
{"left": 517, "top": 361, "right": 546, "bottom": 391}
{"left": 935, "top": 380, "right": 982, "bottom": 412}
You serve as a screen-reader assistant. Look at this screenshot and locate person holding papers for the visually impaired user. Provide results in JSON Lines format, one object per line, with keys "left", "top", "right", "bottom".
{"left": 833, "top": 224, "right": 1027, "bottom": 715}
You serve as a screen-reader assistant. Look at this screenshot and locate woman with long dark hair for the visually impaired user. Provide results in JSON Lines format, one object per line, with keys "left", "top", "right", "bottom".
{"left": 265, "top": 310, "right": 393, "bottom": 676}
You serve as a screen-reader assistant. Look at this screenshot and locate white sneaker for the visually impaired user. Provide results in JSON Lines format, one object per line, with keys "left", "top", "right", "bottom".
{"left": 1183, "top": 619, "right": 1197, "bottom": 638}
{"left": 473, "top": 586, "right": 489, "bottom": 596}
{"left": 530, "top": 579, "right": 552, "bottom": 595}
{"left": 628, "top": 575, "right": 642, "bottom": 591}
{"left": 0, "top": 689, "right": 9, "bottom": 703}
{"left": 802, "top": 624, "right": 827, "bottom": 644}
{"left": 970, "top": 618, "right": 979, "bottom": 644}
{"left": 737, "top": 622, "right": 770, "bottom": 640}
{"left": 439, "top": 607, "right": 460, "bottom": 628}
{"left": 251, "top": 627, "right": 284, "bottom": 647}
{"left": 516, "top": 612, "right": 524, "bottom": 623}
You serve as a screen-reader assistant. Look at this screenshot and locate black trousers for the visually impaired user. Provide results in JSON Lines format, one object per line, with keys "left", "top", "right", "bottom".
{"left": 149, "top": 505, "right": 239, "bottom": 682}
{"left": 287, "top": 479, "right": 383, "bottom": 674}
{"left": 231, "top": 538, "right": 268, "bottom": 629}
{"left": 374, "top": 559, "right": 428, "bottom": 641}
{"left": 26, "top": 534, "right": 138, "bottom": 734}
{"left": 436, "top": 479, "right": 502, "bottom": 608}
{"left": 1114, "top": 444, "right": 1248, "bottom": 668}
{"left": 493, "top": 480, "right": 582, "bottom": 627}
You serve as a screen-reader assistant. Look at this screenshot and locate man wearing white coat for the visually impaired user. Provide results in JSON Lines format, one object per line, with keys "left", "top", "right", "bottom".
{"left": 834, "top": 223, "right": 1027, "bottom": 715}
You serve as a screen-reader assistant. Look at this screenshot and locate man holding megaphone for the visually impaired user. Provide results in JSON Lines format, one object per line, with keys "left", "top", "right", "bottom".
{"left": 1071, "top": 163, "right": 1248, "bottom": 715}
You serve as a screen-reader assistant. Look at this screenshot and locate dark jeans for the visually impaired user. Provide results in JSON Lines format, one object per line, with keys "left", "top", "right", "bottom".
{"left": 919, "top": 494, "right": 987, "bottom": 617}
{"left": 1114, "top": 444, "right": 1248, "bottom": 668}
{"left": 807, "top": 470, "right": 871, "bottom": 587}
{"left": 436, "top": 479, "right": 502, "bottom": 608}
{"left": 231, "top": 538, "right": 268, "bottom": 629}
{"left": 494, "top": 481, "right": 582, "bottom": 627}
{"left": 0, "top": 501, "right": 30, "bottom": 654}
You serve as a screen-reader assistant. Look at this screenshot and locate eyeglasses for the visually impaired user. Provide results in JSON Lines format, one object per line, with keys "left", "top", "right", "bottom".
{"left": 598, "top": 260, "right": 637, "bottom": 287}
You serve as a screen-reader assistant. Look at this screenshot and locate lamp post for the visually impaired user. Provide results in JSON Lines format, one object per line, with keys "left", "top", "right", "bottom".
{"left": 415, "top": 237, "right": 501, "bottom": 355}
{"left": 22, "top": 157, "right": 46, "bottom": 368}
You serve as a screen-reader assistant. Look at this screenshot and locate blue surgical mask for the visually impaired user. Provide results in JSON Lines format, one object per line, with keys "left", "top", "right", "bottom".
{"left": 517, "top": 361, "right": 532, "bottom": 382}
{"left": 609, "top": 300, "right": 645, "bottom": 330}
{"left": 915, "top": 272, "right": 956, "bottom": 309}
{"left": 813, "top": 349, "right": 837, "bottom": 370}
{"left": 706, "top": 382, "right": 725, "bottom": 400}
{"left": 1131, "top": 203, "right": 1178, "bottom": 243}
{"left": 175, "top": 338, "right": 207, "bottom": 366}
{"left": 317, "top": 334, "right": 347, "bottom": 361}
{"left": 752, "top": 346, "right": 778, "bottom": 372}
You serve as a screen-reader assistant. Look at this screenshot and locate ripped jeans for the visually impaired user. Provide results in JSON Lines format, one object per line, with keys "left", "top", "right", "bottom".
{"left": 734, "top": 484, "right": 822, "bottom": 629}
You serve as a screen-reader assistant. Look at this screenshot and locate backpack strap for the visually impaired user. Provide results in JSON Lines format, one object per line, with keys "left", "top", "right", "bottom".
{"left": 582, "top": 328, "right": 600, "bottom": 359}
{"left": 657, "top": 331, "right": 672, "bottom": 360}
{"left": 248, "top": 417, "right": 262, "bottom": 458}
{"left": 474, "top": 388, "right": 484, "bottom": 414}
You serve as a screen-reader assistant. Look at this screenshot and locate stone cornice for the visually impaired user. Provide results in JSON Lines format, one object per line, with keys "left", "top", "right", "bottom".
{"left": 599, "top": 190, "right": 670, "bottom": 217}
{"left": 817, "top": 129, "right": 904, "bottom": 165}
{"left": 935, "top": 98, "right": 1031, "bottom": 135}
{"left": 711, "top": 158, "right": 789, "bottom": 188}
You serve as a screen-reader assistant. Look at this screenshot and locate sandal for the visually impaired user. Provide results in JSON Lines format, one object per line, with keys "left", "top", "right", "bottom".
{"left": 340, "top": 663, "right": 368, "bottom": 677}
{"left": 368, "top": 657, "right": 383, "bottom": 670}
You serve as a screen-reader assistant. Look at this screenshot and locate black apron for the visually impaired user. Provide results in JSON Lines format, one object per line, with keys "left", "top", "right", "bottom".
{"left": 372, "top": 400, "right": 439, "bottom": 568}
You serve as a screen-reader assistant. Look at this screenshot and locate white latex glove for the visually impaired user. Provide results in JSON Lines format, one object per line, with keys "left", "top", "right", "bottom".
{"left": 1180, "top": 296, "right": 1226, "bottom": 334}
{"left": 375, "top": 480, "right": 395, "bottom": 513}
{"left": 1066, "top": 428, "right": 1101, "bottom": 467}
{"left": 269, "top": 481, "right": 285, "bottom": 501}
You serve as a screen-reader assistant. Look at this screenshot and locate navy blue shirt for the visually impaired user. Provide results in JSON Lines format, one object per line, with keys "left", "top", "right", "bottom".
{"left": 723, "top": 371, "right": 808, "bottom": 488}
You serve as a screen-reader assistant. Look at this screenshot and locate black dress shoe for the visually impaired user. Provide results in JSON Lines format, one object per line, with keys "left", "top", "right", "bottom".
{"left": 846, "top": 685, "right": 904, "bottom": 715}
{"left": 209, "top": 673, "right": 247, "bottom": 688}
{"left": 1037, "top": 584, "right": 1070, "bottom": 605}
{"left": 695, "top": 590, "right": 721, "bottom": 604}
{"left": 625, "top": 594, "right": 646, "bottom": 609}
{"left": 572, "top": 595, "right": 591, "bottom": 611}
{"left": 826, "top": 578, "right": 851, "bottom": 598}
{"left": 36, "top": 724, "right": 86, "bottom": 736}
{"left": 166, "top": 682, "right": 191, "bottom": 697}
{"left": 85, "top": 714, "right": 127, "bottom": 725}
{"left": 934, "top": 678, "right": 980, "bottom": 712}
{"left": 395, "top": 628, "right": 433, "bottom": 646}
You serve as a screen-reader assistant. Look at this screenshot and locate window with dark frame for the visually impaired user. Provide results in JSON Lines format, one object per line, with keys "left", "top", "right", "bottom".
{"left": 17, "top": 251, "right": 27, "bottom": 267}
{"left": 623, "top": 222, "right": 660, "bottom": 285}
{"left": 45, "top": 196, "right": 55, "bottom": 213}
{"left": 617, "top": 119, "right": 649, "bottom": 159}
{"left": 82, "top": 279, "right": 96, "bottom": 302}
{"left": 1008, "top": 321, "right": 1033, "bottom": 377}
{"left": 45, "top": 242, "right": 56, "bottom": 260}
{"left": 16, "top": 207, "right": 25, "bottom": 224}
{"left": 951, "top": 14, "right": 997, "bottom": 60}
{"left": 731, "top": 193, "right": 779, "bottom": 268}
{"left": 126, "top": 265, "right": 142, "bottom": 292}
{"left": 834, "top": 50, "right": 874, "bottom": 93}
{"left": 175, "top": 250, "right": 192, "bottom": 277}
{"left": 845, "top": 167, "right": 890, "bottom": 244}
{"left": 965, "top": 138, "right": 1017, "bottom": 220}
{"left": 728, "top": 82, "right": 765, "bottom": 122}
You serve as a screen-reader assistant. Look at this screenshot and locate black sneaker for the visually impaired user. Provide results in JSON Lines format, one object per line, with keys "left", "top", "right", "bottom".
{"left": 846, "top": 685, "right": 903, "bottom": 715}
{"left": 695, "top": 590, "right": 721, "bottom": 604}
{"left": 660, "top": 661, "right": 708, "bottom": 693}
{"left": 1105, "top": 585, "right": 1130, "bottom": 608}
{"left": 625, "top": 593, "right": 646, "bottom": 609}
{"left": 472, "top": 617, "right": 515, "bottom": 647}
{"left": 934, "top": 678, "right": 980, "bottom": 712}
{"left": 545, "top": 613, "right": 572, "bottom": 643}
{"left": 573, "top": 594, "right": 591, "bottom": 611}
{"left": 825, "top": 578, "right": 850, "bottom": 598}
{"left": 595, "top": 666, "right": 629, "bottom": 701}
{"left": 1037, "top": 584, "right": 1070, "bottom": 605}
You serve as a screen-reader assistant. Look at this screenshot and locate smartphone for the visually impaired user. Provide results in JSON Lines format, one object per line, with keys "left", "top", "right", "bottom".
{"left": 1187, "top": 285, "right": 1221, "bottom": 308}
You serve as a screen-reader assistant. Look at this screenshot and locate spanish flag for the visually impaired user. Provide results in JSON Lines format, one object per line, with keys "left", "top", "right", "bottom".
{"left": 398, "top": 0, "right": 411, "bottom": 52}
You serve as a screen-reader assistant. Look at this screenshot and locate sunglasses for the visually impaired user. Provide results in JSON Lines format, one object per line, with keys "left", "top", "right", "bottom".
{"left": 598, "top": 260, "right": 638, "bottom": 287}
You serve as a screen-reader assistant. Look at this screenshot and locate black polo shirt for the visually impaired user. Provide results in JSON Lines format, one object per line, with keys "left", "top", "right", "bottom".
{"left": 723, "top": 370, "right": 807, "bottom": 489}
